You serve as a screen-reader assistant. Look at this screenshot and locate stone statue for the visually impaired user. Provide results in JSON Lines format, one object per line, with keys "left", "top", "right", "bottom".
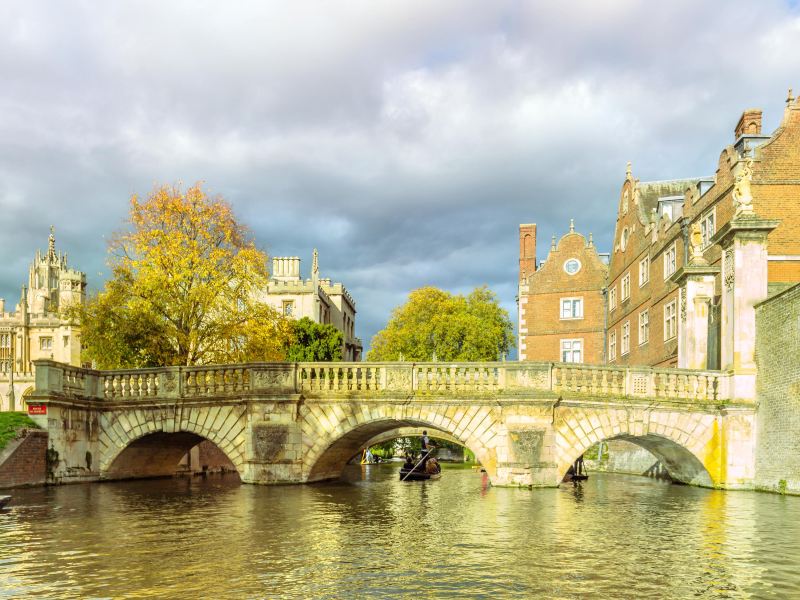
{"left": 689, "top": 222, "right": 706, "bottom": 265}
{"left": 732, "top": 158, "right": 755, "bottom": 217}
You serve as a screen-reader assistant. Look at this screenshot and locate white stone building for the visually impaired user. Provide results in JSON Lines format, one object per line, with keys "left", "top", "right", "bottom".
{"left": 261, "top": 250, "right": 362, "bottom": 361}
{"left": 0, "top": 228, "right": 86, "bottom": 410}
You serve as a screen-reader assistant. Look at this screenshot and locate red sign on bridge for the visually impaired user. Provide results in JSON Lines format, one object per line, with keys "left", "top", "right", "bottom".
{"left": 27, "top": 404, "right": 47, "bottom": 415}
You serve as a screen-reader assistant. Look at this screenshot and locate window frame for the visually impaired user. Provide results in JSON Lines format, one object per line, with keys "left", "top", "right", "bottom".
{"left": 560, "top": 338, "right": 583, "bottom": 363}
{"left": 560, "top": 297, "right": 584, "bottom": 320}
{"left": 638, "top": 309, "right": 649, "bottom": 345}
{"left": 621, "top": 321, "right": 630, "bottom": 356}
{"left": 282, "top": 300, "right": 295, "bottom": 317}
{"left": 609, "top": 287, "right": 617, "bottom": 312}
{"left": 639, "top": 256, "right": 650, "bottom": 287}
{"left": 663, "top": 242, "right": 677, "bottom": 279}
{"left": 664, "top": 300, "right": 677, "bottom": 341}
{"left": 39, "top": 336, "right": 53, "bottom": 351}
{"left": 608, "top": 330, "right": 617, "bottom": 361}
{"left": 700, "top": 208, "right": 716, "bottom": 249}
{"left": 621, "top": 272, "right": 631, "bottom": 302}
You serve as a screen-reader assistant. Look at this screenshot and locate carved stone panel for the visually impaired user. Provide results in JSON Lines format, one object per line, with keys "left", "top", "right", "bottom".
{"left": 252, "top": 424, "right": 289, "bottom": 462}
{"left": 252, "top": 367, "right": 294, "bottom": 393}
{"left": 509, "top": 429, "right": 544, "bottom": 466}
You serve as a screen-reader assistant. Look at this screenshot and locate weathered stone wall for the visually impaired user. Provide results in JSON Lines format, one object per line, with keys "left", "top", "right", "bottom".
{"left": 0, "top": 429, "right": 48, "bottom": 488}
{"left": 755, "top": 283, "right": 800, "bottom": 494}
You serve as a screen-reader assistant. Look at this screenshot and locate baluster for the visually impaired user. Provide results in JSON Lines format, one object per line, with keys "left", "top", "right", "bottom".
{"left": 697, "top": 375, "right": 707, "bottom": 400}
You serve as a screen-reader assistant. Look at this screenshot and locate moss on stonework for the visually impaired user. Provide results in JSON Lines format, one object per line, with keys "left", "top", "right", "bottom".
{"left": 0, "top": 412, "right": 40, "bottom": 452}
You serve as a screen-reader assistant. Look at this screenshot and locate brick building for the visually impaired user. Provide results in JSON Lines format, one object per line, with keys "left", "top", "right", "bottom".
{"left": 608, "top": 93, "right": 800, "bottom": 368}
{"left": 517, "top": 221, "right": 608, "bottom": 363}
{"left": 519, "top": 92, "right": 800, "bottom": 369}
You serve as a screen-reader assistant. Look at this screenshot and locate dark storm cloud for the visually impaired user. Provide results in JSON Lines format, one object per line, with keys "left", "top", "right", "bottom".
{"left": 1, "top": 1, "right": 798, "bottom": 351}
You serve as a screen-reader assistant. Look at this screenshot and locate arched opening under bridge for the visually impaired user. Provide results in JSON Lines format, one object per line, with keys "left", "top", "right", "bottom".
{"left": 305, "top": 418, "right": 493, "bottom": 483}
{"left": 359, "top": 427, "right": 475, "bottom": 463}
{"left": 563, "top": 433, "right": 713, "bottom": 487}
{"left": 104, "top": 432, "right": 240, "bottom": 481}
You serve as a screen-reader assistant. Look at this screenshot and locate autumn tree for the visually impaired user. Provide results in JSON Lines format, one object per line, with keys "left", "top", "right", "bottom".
{"left": 367, "top": 286, "right": 514, "bottom": 361}
{"left": 285, "top": 317, "right": 343, "bottom": 362}
{"left": 75, "top": 183, "right": 291, "bottom": 368}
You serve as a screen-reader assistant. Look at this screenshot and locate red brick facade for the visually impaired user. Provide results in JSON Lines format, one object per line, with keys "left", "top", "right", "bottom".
{"left": 0, "top": 429, "right": 47, "bottom": 489}
{"left": 519, "top": 93, "right": 800, "bottom": 368}
{"left": 518, "top": 224, "right": 608, "bottom": 363}
{"left": 608, "top": 96, "right": 800, "bottom": 367}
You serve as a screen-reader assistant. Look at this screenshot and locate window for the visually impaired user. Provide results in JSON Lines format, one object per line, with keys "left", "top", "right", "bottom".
{"left": 560, "top": 297, "right": 583, "bottom": 319}
{"left": 700, "top": 209, "right": 716, "bottom": 249}
{"left": 564, "top": 259, "right": 581, "bottom": 275}
{"left": 282, "top": 301, "right": 294, "bottom": 317}
{"left": 609, "top": 331, "right": 617, "bottom": 361}
{"left": 621, "top": 273, "right": 631, "bottom": 301}
{"left": 639, "top": 310, "right": 649, "bottom": 345}
{"left": 621, "top": 321, "right": 630, "bottom": 355}
{"left": 40, "top": 337, "right": 53, "bottom": 351}
{"left": 664, "top": 243, "right": 677, "bottom": 278}
{"left": 63, "top": 335, "right": 69, "bottom": 348}
{"left": 609, "top": 287, "right": 617, "bottom": 311}
{"left": 639, "top": 256, "right": 650, "bottom": 286}
{"left": 561, "top": 339, "right": 582, "bottom": 363}
{"left": 664, "top": 300, "right": 677, "bottom": 340}
{"left": 0, "top": 333, "right": 9, "bottom": 348}
{"left": 620, "top": 227, "right": 630, "bottom": 251}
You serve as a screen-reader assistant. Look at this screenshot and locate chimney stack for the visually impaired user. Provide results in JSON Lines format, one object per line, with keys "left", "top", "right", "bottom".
{"left": 519, "top": 224, "right": 537, "bottom": 282}
{"left": 735, "top": 108, "right": 762, "bottom": 139}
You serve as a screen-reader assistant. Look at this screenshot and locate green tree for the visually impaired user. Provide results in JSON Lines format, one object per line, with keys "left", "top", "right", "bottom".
{"left": 71, "top": 183, "right": 292, "bottom": 368}
{"left": 285, "top": 317, "right": 343, "bottom": 362}
{"left": 367, "top": 286, "right": 514, "bottom": 361}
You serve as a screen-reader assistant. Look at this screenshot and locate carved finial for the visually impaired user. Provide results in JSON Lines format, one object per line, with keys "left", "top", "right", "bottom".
{"left": 569, "top": 219, "right": 575, "bottom": 233}
{"left": 551, "top": 234, "right": 556, "bottom": 251}
{"left": 788, "top": 87, "right": 795, "bottom": 105}
{"left": 626, "top": 161, "right": 632, "bottom": 180}
{"left": 588, "top": 232, "right": 594, "bottom": 246}
{"left": 312, "top": 248, "right": 319, "bottom": 275}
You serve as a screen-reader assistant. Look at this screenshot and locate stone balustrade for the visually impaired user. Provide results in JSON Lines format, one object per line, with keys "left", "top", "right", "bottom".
{"left": 29, "top": 359, "right": 740, "bottom": 404}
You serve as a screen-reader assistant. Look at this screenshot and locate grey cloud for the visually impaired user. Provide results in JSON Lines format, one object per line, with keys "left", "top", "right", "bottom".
{"left": 1, "top": 0, "right": 798, "bottom": 352}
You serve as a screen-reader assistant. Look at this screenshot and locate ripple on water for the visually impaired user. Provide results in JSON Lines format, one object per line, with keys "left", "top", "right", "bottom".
{"left": 2, "top": 469, "right": 800, "bottom": 598}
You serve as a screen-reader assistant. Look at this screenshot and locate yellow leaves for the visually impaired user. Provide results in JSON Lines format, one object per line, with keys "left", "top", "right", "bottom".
{"left": 94, "top": 182, "right": 291, "bottom": 366}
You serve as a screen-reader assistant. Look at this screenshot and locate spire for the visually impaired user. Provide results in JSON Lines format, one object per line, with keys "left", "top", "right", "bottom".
{"left": 626, "top": 161, "right": 632, "bottom": 181}
{"left": 312, "top": 248, "right": 319, "bottom": 275}
{"left": 569, "top": 219, "right": 575, "bottom": 234}
{"left": 550, "top": 234, "right": 556, "bottom": 251}
{"left": 48, "top": 226, "right": 56, "bottom": 260}
{"left": 588, "top": 232, "right": 594, "bottom": 247}
{"left": 788, "top": 87, "right": 795, "bottom": 105}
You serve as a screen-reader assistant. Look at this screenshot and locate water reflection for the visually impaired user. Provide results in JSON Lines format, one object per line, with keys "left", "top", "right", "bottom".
{"left": 1, "top": 468, "right": 799, "bottom": 598}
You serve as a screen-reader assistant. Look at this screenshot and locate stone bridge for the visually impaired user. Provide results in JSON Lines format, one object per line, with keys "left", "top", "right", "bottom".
{"left": 28, "top": 360, "right": 757, "bottom": 489}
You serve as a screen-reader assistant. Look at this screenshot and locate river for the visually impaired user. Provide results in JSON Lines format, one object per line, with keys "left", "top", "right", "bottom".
{"left": 1, "top": 465, "right": 799, "bottom": 598}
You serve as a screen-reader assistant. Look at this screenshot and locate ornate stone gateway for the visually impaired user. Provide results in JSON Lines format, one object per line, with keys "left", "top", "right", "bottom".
{"left": 28, "top": 359, "right": 756, "bottom": 489}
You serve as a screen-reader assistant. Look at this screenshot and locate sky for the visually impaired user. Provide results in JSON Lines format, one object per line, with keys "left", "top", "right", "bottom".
{"left": 1, "top": 1, "right": 799, "bottom": 354}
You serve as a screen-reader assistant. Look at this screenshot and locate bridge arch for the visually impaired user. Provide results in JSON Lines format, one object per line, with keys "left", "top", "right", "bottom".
{"left": 363, "top": 427, "right": 464, "bottom": 449}
{"left": 98, "top": 405, "right": 248, "bottom": 479}
{"left": 300, "top": 403, "right": 502, "bottom": 483}
{"left": 555, "top": 406, "right": 719, "bottom": 487}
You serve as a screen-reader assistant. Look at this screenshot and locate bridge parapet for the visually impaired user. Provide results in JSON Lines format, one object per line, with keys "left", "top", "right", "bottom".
{"left": 31, "top": 359, "right": 740, "bottom": 405}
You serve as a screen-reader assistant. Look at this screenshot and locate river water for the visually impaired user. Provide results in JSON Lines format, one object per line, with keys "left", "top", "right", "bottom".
{"left": 1, "top": 465, "right": 799, "bottom": 599}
